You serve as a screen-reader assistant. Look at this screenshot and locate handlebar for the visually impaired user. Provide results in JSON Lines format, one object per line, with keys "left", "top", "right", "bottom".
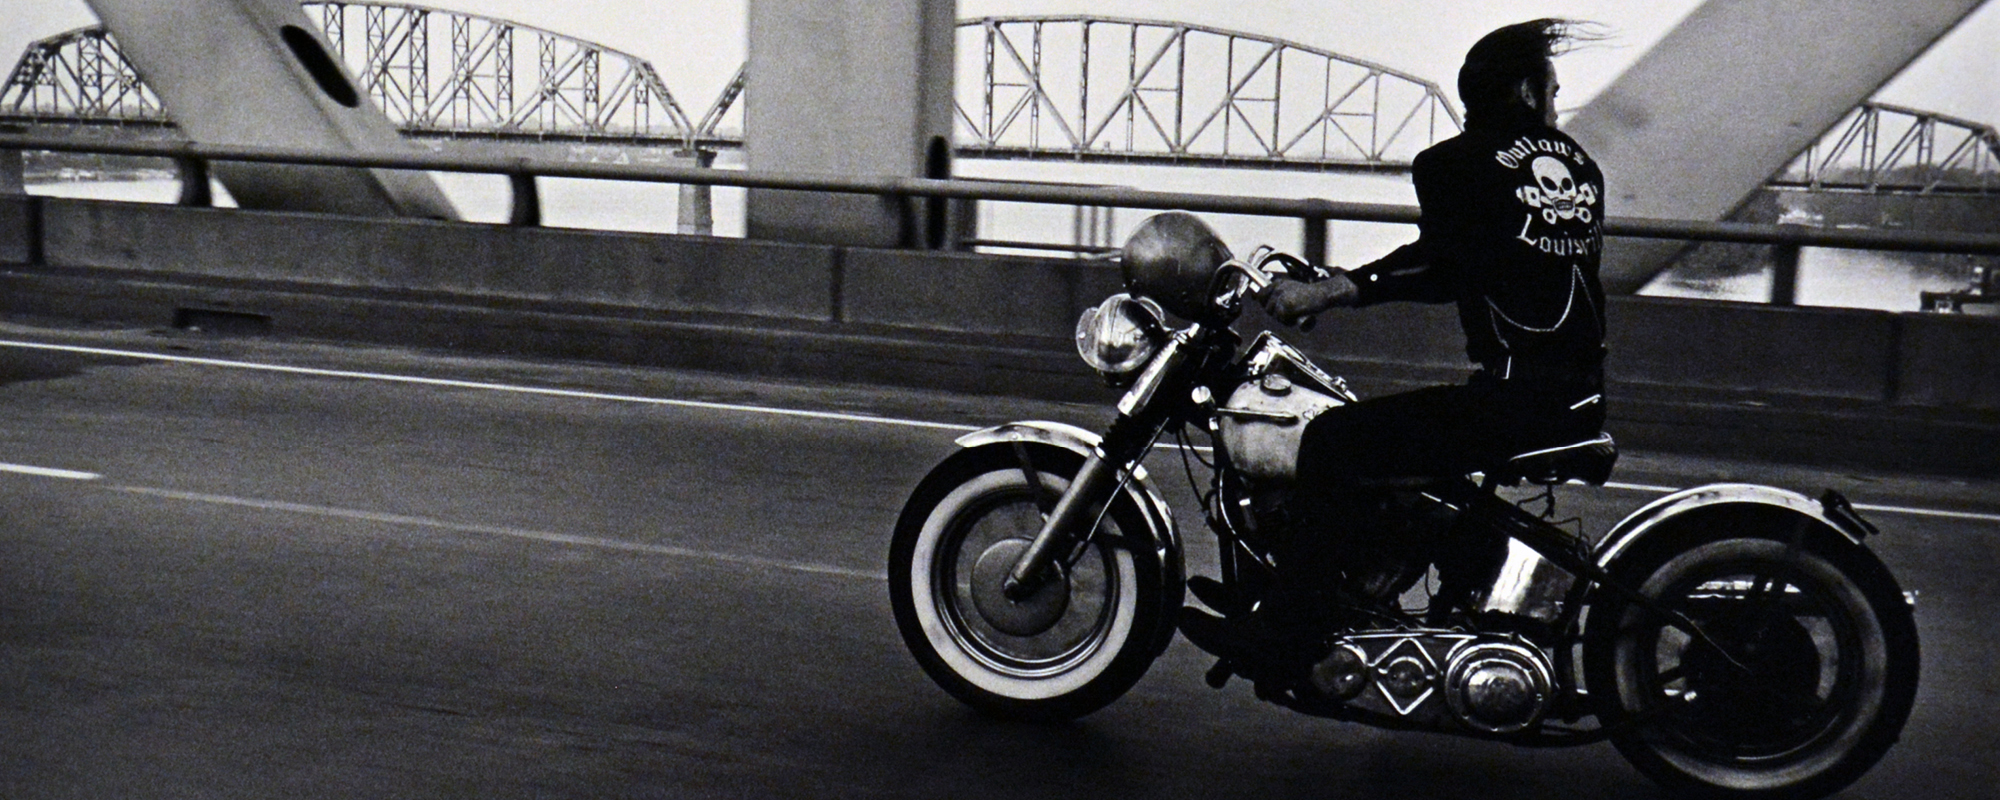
{"left": 1216, "top": 246, "right": 1322, "bottom": 332}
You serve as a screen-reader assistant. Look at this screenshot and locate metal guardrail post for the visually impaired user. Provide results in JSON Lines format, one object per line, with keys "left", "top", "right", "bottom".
{"left": 1302, "top": 215, "right": 1329, "bottom": 267}
{"left": 1071, "top": 205, "right": 1114, "bottom": 258}
{"left": 0, "top": 124, "right": 22, "bottom": 195}
{"left": 508, "top": 161, "right": 539, "bottom": 227}
{"left": 175, "top": 157, "right": 211, "bottom": 207}
{"left": 0, "top": 150, "right": 21, "bottom": 196}
{"left": 1769, "top": 242, "right": 1801, "bottom": 306}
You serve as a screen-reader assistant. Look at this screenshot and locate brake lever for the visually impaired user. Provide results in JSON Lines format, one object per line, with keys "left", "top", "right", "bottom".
{"left": 1252, "top": 249, "right": 1324, "bottom": 332}
{"left": 1222, "top": 256, "right": 1317, "bottom": 333}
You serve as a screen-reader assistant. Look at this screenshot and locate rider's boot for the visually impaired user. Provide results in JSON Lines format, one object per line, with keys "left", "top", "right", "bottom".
{"left": 1179, "top": 543, "right": 1348, "bottom": 673}
{"left": 1185, "top": 575, "right": 1252, "bottom": 617}
{"left": 1177, "top": 583, "right": 1330, "bottom": 674}
{"left": 1180, "top": 486, "right": 1395, "bottom": 676}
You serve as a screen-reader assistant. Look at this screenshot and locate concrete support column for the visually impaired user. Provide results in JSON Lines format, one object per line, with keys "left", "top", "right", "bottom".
{"left": 1567, "top": 0, "right": 1985, "bottom": 293}
{"left": 84, "top": 0, "right": 457, "bottom": 219}
{"left": 678, "top": 149, "right": 717, "bottom": 235}
{"left": 745, "top": 0, "right": 955, "bottom": 248}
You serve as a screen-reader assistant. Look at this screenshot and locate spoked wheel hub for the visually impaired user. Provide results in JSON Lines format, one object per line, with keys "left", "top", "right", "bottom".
{"left": 970, "top": 539, "right": 1071, "bottom": 637}
{"left": 888, "top": 447, "right": 1178, "bottom": 722}
{"left": 1676, "top": 603, "right": 1837, "bottom": 755}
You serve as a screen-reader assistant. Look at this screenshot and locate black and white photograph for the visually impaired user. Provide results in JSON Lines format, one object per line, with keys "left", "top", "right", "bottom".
{"left": 1, "top": 1, "right": 1995, "bottom": 797}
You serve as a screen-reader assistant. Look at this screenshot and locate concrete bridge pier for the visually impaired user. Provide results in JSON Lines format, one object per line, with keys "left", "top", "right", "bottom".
{"left": 678, "top": 150, "right": 718, "bottom": 236}
{"left": 745, "top": 0, "right": 956, "bottom": 248}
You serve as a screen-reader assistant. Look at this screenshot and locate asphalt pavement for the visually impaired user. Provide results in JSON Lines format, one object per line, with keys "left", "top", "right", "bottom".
{"left": 0, "top": 318, "right": 1994, "bottom": 799}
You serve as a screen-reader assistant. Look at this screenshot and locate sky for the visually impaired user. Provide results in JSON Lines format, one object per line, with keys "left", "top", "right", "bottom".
{"left": 4, "top": 1, "right": 1997, "bottom": 129}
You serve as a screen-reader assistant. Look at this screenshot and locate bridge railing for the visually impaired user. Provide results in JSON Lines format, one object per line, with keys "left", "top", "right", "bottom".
{"left": 3, "top": 134, "right": 1999, "bottom": 275}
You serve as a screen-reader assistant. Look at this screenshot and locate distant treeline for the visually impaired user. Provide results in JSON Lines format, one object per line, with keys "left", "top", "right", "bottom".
{"left": 20, "top": 151, "right": 176, "bottom": 183}
{"left": 1795, "top": 164, "right": 1996, "bottom": 190}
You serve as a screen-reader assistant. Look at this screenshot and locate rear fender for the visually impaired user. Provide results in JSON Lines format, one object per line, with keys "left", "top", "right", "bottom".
{"left": 1565, "top": 482, "right": 1879, "bottom": 668}
{"left": 1595, "top": 482, "right": 1872, "bottom": 572}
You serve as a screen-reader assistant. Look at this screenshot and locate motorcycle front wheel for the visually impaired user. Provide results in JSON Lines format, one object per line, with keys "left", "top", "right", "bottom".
{"left": 1587, "top": 527, "right": 1919, "bottom": 799}
{"left": 889, "top": 444, "right": 1177, "bottom": 722}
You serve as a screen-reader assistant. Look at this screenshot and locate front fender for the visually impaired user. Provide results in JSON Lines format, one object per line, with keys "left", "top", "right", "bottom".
{"left": 954, "top": 421, "right": 1181, "bottom": 582}
{"left": 1595, "top": 482, "right": 1872, "bottom": 571}
{"left": 955, "top": 420, "right": 1115, "bottom": 459}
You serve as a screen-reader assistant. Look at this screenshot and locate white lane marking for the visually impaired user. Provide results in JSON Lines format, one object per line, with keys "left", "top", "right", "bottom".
{"left": 1853, "top": 503, "right": 2000, "bottom": 524}
{"left": 0, "top": 462, "right": 102, "bottom": 480}
{"left": 0, "top": 340, "right": 978, "bottom": 433}
{"left": 115, "top": 485, "right": 889, "bottom": 581}
{"left": 9, "top": 339, "right": 1996, "bottom": 527}
{"left": 1605, "top": 481, "right": 1679, "bottom": 494}
{"left": 1605, "top": 480, "right": 2000, "bottom": 524}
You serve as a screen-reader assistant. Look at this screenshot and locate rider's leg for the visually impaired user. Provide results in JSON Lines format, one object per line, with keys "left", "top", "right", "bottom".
{"left": 1181, "top": 376, "right": 1606, "bottom": 659}
{"left": 1181, "top": 384, "right": 1490, "bottom": 664}
{"left": 1286, "top": 383, "right": 1493, "bottom": 592}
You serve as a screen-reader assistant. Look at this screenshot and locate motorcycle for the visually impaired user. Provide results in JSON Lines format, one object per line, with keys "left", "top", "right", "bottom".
{"left": 888, "top": 212, "right": 1919, "bottom": 799}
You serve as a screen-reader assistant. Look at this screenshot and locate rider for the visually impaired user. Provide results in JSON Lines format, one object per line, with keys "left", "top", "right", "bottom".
{"left": 1181, "top": 18, "right": 1610, "bottom": 665}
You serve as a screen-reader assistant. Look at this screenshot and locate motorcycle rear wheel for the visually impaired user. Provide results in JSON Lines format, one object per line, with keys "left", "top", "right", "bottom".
{"left": 889, "top": 445, "right": 1175, "bottom": 722}
{"left": 1588, "top": 529, "right": 1918, "bottom": 799}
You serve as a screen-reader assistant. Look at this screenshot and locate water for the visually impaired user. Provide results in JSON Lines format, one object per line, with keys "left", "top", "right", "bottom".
{"left": 22, "top": 163, "right": 1986, "bottom": 313}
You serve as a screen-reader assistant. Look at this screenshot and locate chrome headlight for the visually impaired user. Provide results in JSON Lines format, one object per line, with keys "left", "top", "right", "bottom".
{"left": 1075, "top": 293, "right": 1167, "bottom": 384}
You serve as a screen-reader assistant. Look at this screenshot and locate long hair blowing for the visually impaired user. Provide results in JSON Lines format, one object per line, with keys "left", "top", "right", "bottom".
{"left": 1456, "top": 18, "right": 1604, "bottom": 129}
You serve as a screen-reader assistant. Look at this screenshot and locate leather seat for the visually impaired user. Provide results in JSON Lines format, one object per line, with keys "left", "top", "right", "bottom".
{"left": 1347, "top": 433, "right": 1620, "bottom": 490}
{"left": 1489, "top": 433, "right": 1618, "bottom": 486}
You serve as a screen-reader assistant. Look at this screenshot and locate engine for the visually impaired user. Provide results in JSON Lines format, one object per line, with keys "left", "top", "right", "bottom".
{"left": 1306, "top": 629, "right": 1556, "bottom": 735}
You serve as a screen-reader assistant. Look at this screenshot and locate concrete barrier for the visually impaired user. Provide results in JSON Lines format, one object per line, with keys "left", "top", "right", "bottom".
{"left": 1257, "top": 295, "right": 1913, "bottom": 404}
{"left": 0, "top": 197, "right": 29, "bottom": 267}
{"left": 843, "top": 247, "right": 1121, "bottom": 337}
{"left": 1605, "top": 297, "right": 1897, "bottom": 401}
{"left": 2, "top": 197, "right": 1994, "bottom": 473}
{"left": 1899, "top": 312, "right": 2000, "bottom": 411}
{"left": 40, "top": 199, "right": 839, "bottom": 321}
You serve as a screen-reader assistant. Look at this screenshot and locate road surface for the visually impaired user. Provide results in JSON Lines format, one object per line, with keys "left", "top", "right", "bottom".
{"left": 1, "top": 319, "right": 1994, "bottom": 799}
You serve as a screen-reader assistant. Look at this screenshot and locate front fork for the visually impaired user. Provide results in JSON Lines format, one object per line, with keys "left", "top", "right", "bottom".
{"left": 1001, "top": 329, "right": 1198, "bottom": 601}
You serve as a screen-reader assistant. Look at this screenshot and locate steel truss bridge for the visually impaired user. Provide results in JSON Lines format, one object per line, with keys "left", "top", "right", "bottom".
{"left": 2, "top": 1, "right": 1996, "bottom": 190}
{"left": 1771, "top": 102, "right": 2000, "bottom": 195}
{"left": 0, "top": 2, "right": 1449, "bottom": 172}
{"left": 954, "top": 16, "right": 1458, "bottom": 170}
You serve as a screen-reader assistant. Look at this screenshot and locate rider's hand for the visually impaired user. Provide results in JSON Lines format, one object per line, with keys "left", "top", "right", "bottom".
{"left": 1258, "top": 273, "right": 1358, "bottom": 325}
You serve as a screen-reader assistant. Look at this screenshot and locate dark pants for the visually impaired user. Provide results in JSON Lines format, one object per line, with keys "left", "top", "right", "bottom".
{"left": 1279, "top": 370, "right": 1606, "bottom": 606}
{"left": 1294, "top": 371, "right": 1605, "bottom": 488}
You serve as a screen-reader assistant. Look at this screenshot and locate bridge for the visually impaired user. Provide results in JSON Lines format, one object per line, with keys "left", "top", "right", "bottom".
{"left": 0, "top": 5, "right": 1462, "bottom": 172}
{"left": 6, "top": 1, "right": 1993, "bottom": 191}
{"left": 1771, "top": 102, "right": 2000, "bottom": 195}
{"left": 0, "top": 2, "right": 717, "bottom": 149}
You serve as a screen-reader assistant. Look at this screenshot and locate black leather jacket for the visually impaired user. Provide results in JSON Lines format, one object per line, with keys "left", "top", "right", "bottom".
{"left": 1347, "top": 121, "right": 1608, "bottom": 394}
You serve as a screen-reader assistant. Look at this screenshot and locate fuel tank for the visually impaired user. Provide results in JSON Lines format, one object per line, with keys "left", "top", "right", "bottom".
{"left": 1216, "top": 372, "right": 1343, "bottom": 482}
